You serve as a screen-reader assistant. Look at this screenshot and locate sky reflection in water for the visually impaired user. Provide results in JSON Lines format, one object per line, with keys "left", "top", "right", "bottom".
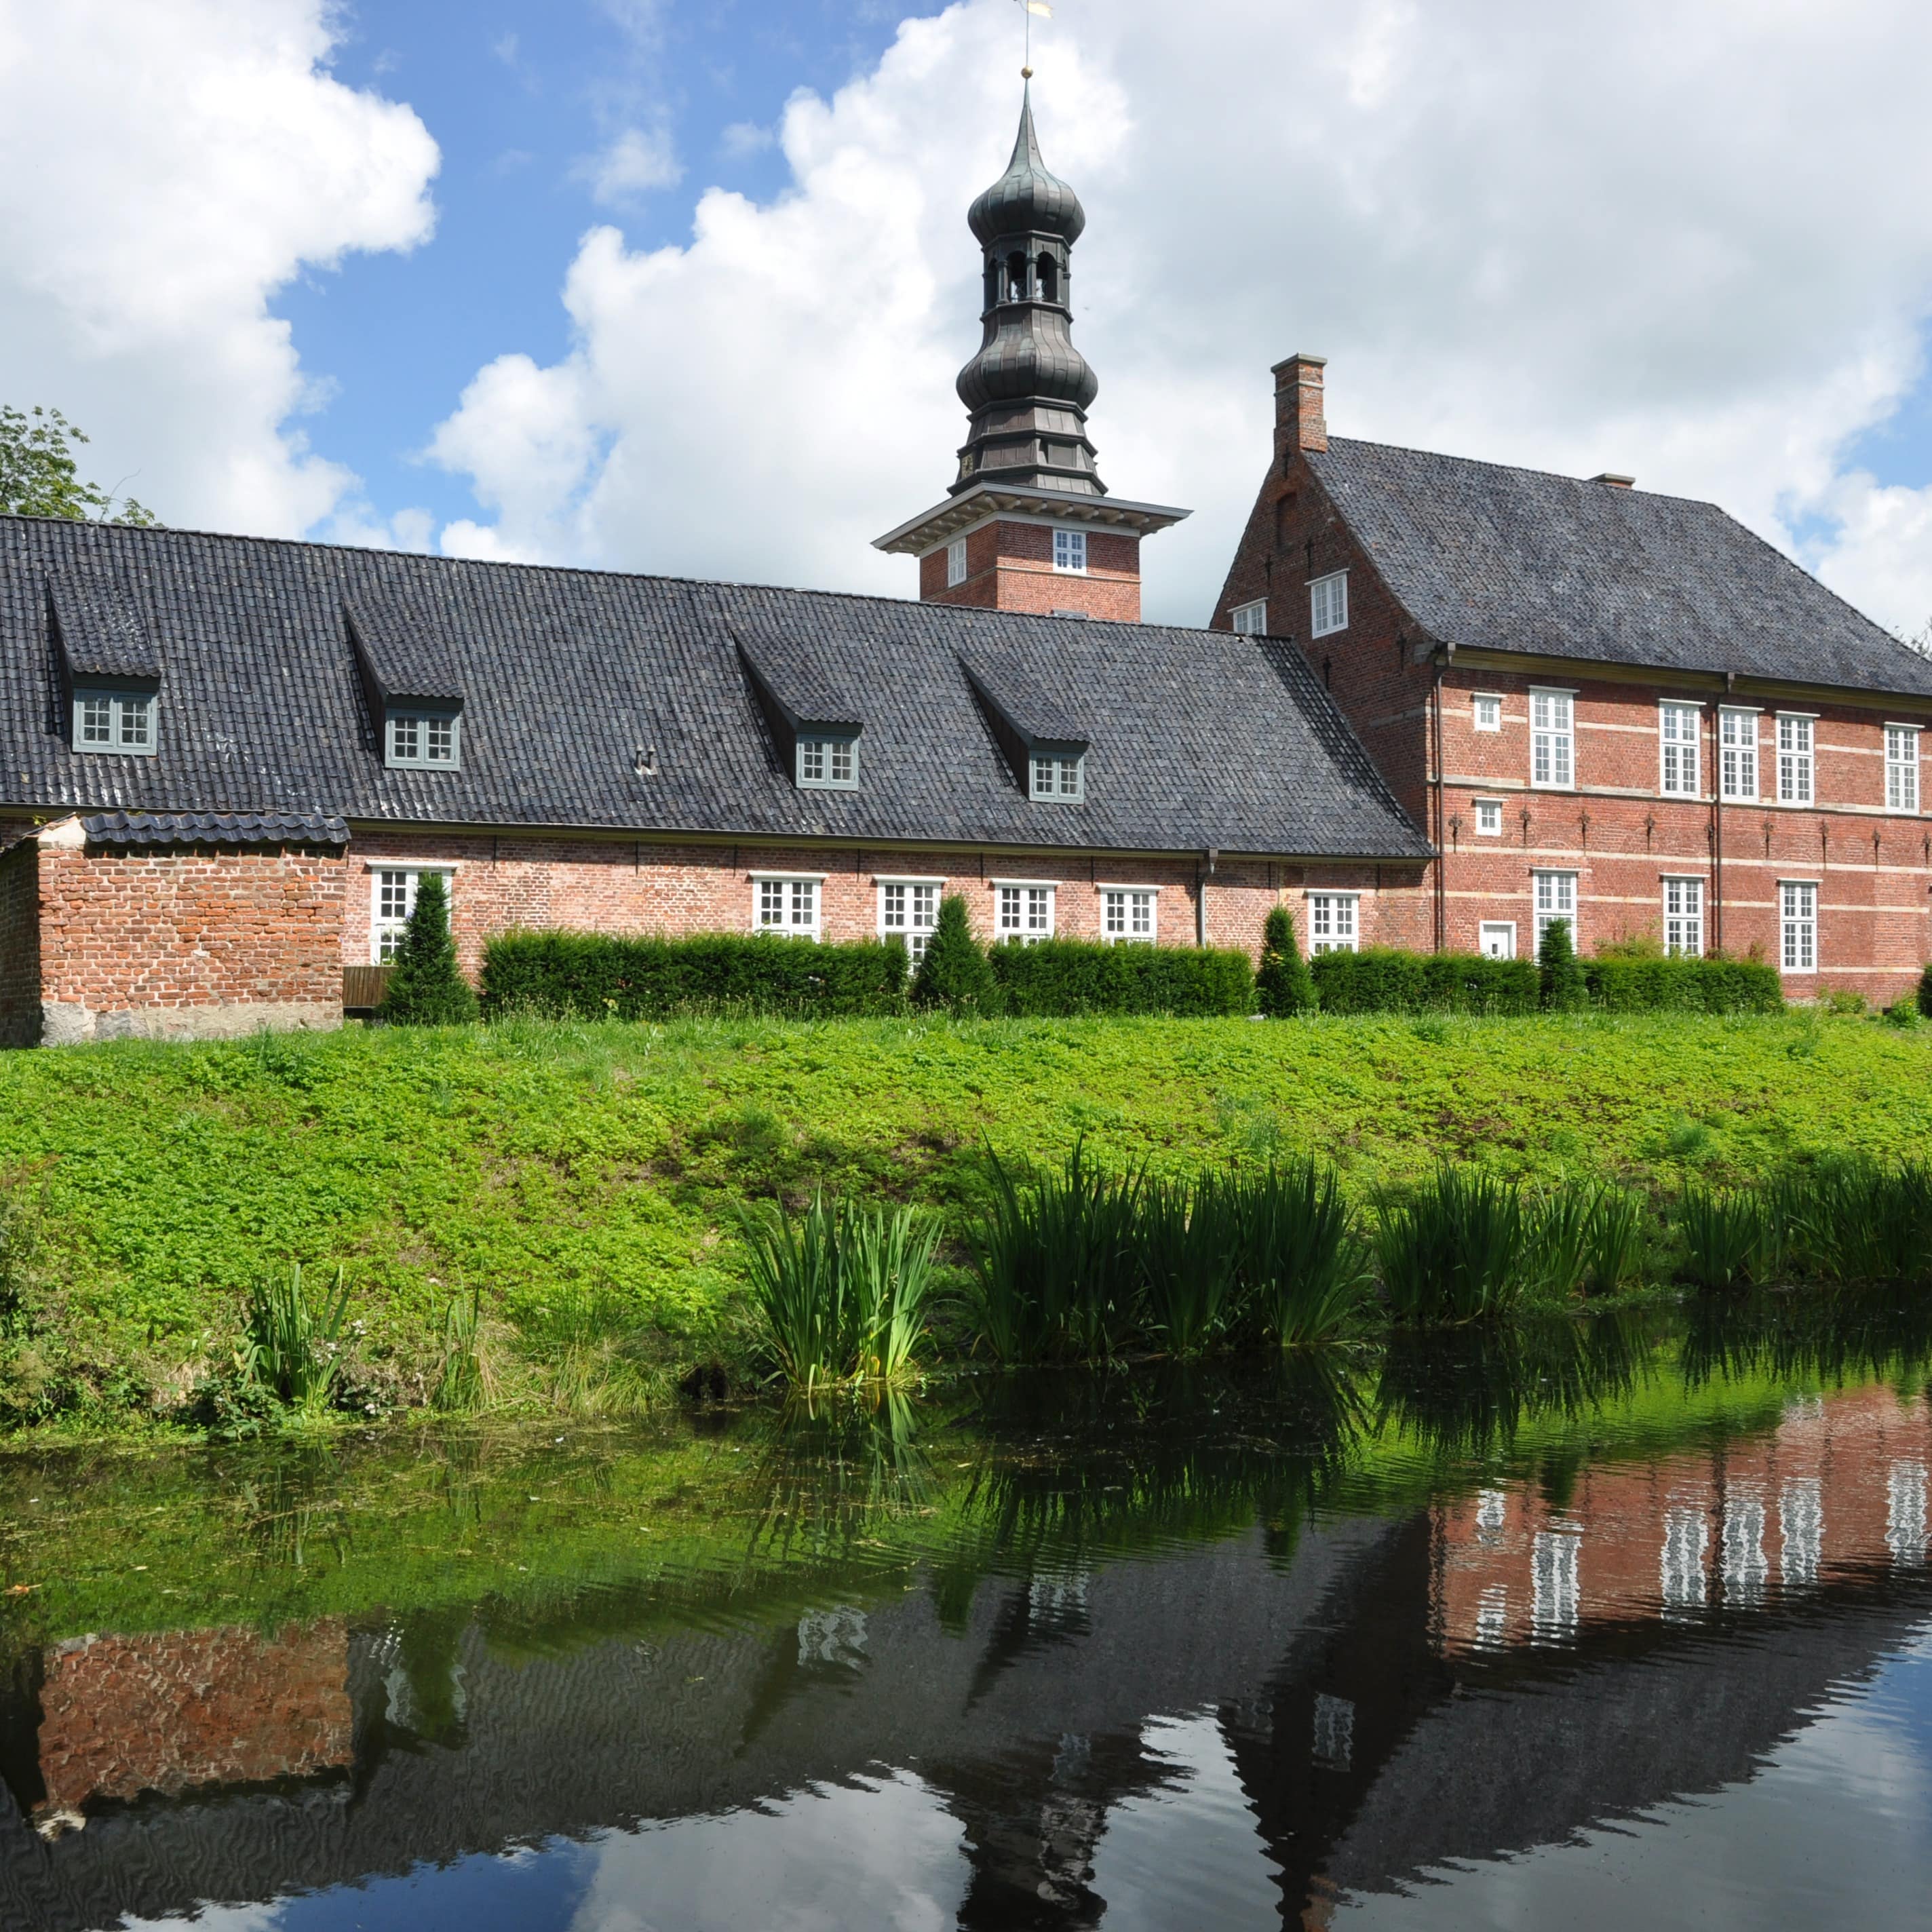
{"left": 6, "top": 1302, "right": 1932, "bottom": 1931}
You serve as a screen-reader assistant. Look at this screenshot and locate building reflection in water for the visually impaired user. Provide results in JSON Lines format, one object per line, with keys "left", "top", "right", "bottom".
{"left": 0, "top": 1372, "right": 1928, "bottom": 1930}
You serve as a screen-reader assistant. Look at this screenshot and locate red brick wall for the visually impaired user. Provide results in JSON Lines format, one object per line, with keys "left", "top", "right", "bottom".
{"left": 1435, "top": 667, "right": 1932, "bottom": 1002}
{"left": 0, "top": 836, "right": 41, "bottom": 1048}
{"left": 37, "top": 838, "right": 348, "bottom": 1040}
{"left": 35, "top": 1619, "right": 352, "bottom": 1815}
{"left": 347, "top": 832, "right": 1426, "bottom": 973}
{"left": 921, "top": 519, "right": 1141, "bottom": 621}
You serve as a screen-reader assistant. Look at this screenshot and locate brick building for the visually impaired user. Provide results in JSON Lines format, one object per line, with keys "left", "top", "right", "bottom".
{"left": 1213, "top": 355, "right": 1932, "bottom": 1002}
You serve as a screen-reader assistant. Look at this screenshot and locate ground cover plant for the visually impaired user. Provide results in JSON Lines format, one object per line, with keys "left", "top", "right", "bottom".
{"left": 0, "top": 1007, "right": 1928, "bottom": 1432}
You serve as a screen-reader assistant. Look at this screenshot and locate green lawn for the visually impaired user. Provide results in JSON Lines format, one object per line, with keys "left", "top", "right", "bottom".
{"left": 0, "top": 1007, "right": 1926, "bottom": 1423}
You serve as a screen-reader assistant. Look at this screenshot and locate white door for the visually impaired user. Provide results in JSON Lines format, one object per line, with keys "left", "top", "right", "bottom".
{"left": 1480, "top": 922, "right": 1516, "bottom": 960}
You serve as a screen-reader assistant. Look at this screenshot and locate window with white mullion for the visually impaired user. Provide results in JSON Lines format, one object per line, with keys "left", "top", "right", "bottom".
{"left": 1532, "top": 870, "right": 1578, "bottom": 952}
{"left": 755, "top": 876, "right": 820, "bottom": 941}
{"left": 1886, "top": 726, "right": 1921, "bottom": 813}
{"left": 1777, "top": 715, "right": 1814, "bottom": 805}
{"left": 372, "top": 867, "right": 455, "bottom": 964}
{"left": 1779, "top": 881, "right": 1817, "bottom": 973}
{"left": 1309, "top": 571, "right": 1349, "bottom": 638}
{"left": 1230, "top": 599, "right": 1267, "bottom": 636}
{"left": 997, "top": 883, "right": 1054, "bottom": 944}
{"left": 1102, "top": 888, "right": 1156, "bottom": 943}
{"left": 1663, "top": 876, "right": 1703, "bottom": 958}
{"left": 1530, "top": 691, "right": 1574, "bottom": 789}
{"left": 1659, "top": 701, "right": 1701, "bottom": 796}
{"left": 880, "top": 882, "right": 941, "bottom": 961}
{"left": 1307, "top": 893, "right": 1358, "bottom": 954}
{"left": 1720, "top": 708, "right": 1758, "bottom": 801}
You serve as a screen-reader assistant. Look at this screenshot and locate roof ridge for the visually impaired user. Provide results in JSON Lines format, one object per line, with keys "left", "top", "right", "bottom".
{"left": 1323, "top": 435, "right": 1728, "bottom": 512}
{"left": 0, "top": 511, "right": 1237, "bottom": 641}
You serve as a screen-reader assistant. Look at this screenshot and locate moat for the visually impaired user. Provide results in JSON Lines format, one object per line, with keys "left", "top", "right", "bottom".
{"left": 3, "top": 1302, "right": 1931, "bottom": 1929}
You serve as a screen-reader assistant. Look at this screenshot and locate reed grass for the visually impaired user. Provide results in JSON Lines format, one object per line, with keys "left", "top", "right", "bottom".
{"left": 1376, "top": 1167, "right": 1532, "bottom": 1323}
{"left": 235, "top": 1264, "right": 351, "bottom": 1414}
{"left": 1230, "top": 1158, "right": 1369, "bottom": 1346}
{"left": 432, "top": 1288, "right": 491, "bottom": 1413}
{"left": 1674, "top": 1185, "right": 1776, "bottom": 1292}
{"left": 1136, "top": 1172, "right": 1241, "bottom": 1355}
{"left": 739, "top": 1194, "right": 939, "bottom": 1387}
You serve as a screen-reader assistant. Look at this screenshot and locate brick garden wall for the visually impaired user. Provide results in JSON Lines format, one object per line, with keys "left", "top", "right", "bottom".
{"left": 36, "top": 834, "right": 348, "bottom": 1043}
{"left": 347, "top": 830, "right": 1428, "bottom": 975}
{"left": 0, "top": 837, "right": 41, "bottom": 1048}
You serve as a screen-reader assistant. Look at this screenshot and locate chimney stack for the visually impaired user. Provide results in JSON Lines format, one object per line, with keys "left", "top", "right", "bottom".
{"left": 1273, "top": 353, "right": 1328, "bottom": 456}
{"left": 1590, "top": 471, "right": 1635, "bottom": 489}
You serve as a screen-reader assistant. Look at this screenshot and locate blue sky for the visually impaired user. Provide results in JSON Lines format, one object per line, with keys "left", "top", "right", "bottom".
{"left": 4, "top": 0, "right": 1929, "bottom": 631}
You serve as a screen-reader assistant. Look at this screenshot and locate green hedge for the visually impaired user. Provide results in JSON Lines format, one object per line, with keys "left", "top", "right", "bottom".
{"left": 1310, "top": 949, "right": 1539, "bottom": 1015}
{"left": 480, "top": 931, "right": 908, "bottom": 1020}
{"left": 988, "top": 939, "right": 1254, "bottom": 1016}
{"left": 1584, "top": 955, "right": 1784, "bottom": 1014}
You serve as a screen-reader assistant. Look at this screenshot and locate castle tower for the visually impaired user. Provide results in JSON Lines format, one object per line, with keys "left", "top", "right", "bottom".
{"left": 874, "top": 84, "right": 1187, "bottom": 621}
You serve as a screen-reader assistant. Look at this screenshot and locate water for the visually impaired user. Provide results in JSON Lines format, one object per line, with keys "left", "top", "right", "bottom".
{"left": 3, "top": 1304, "right": 1932, "bottom": 1930}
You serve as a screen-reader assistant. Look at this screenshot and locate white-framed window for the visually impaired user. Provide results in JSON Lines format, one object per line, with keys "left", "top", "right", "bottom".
{"left": 946, "top": 537, "right": 967, "bottom": 588}
{"left": 996, "top": 882, "right": 1055, "bottom": 944}
{"left": 371, "top": 866, "right": 456, "bottom": 964}
{"left": 386, "top": 709, "right": 460, "bottom": 770}
{"left": 1230, "top": 598, "right": 1268, "bottom": 636}
{"left": 1472, "top": 693, "right": 1503, "bottom": 733}
{"left": 1886, "top": 724, "right": 1921, "bottom": 813}
{"left": 1480, "top": 921, "right": 1516, "bottom": 960}
{"left": 1720, "top": 708, "right": 1759, "bottom": 801}
{"left": 754, "top": 874, "right": 822, "bottom": 942}
{"left": 796, "top": 736, "right": 858, "bottom": 790}
{"left": 1532, "top": 870, "right": 1577, "bottom": 952}
{"left": 1307, "top": 892, "right": 1359, "bottom": 954}
{"left": 1052, "top": 528, "right": 1087, "bottom": 575}
{"left": 1028, "top": 753, "right": 1084, "bottom": 802}
{"left": 1530, "top": 689, "right": 1574, "bottom": 790}
{"left": 1474, "top": 798, "right": 1503, "bottom": 837}
{"left": 1777, "top": 714, "right": 1815, "bottom": 805}
{"left": 1659, "top": 701, "right": 1701, "bottom": 796}
{"left": 73, "top": 686, "right": 157, "bottom": 756}
{"left": 1309, "top": 571, "right": 1349, "bottom": 638}
{"left": 1663, "top": 876, "right": 1703, "bottom": 958}
{"left": 1101, "top": 887, "right": 1157, "bottom": 943}
{"left": 878, "top": 879, "right": 941, "bottom": 961}
{"left": 1779, "top": 880, "right": 1817, "bottom": 973}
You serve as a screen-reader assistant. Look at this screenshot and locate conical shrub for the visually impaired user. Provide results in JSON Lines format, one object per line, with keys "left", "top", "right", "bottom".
{"left": 379, "top": 873, "right": 478, "bottom": 1026}
{"left": 911, "top": 893, "right": 1003, "bottom": 1015}
{"left": 1538, "top": 916, "right": 1587, "bottom": 1012}
{"left": 1255, "top": 905, "right": 1317, "bottom": 1016}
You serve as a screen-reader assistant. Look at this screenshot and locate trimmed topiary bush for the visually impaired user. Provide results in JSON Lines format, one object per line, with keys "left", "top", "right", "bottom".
{"left": 1538, "top": 917, "right": 1587, "bottom": 1012}
{"left": 989, "top": 938, "right": 1254, "bottom": 1016}
{"left": 1919, "top": 962, "right": 1932, "bottom": 1020}
{"left": 1584, "top": 954, "right": 1783, "bottom": 1014}
{"left": 480, "top": 929, "right": 908, "bottom": 1020}
{"left": 379, "top": 872, "right": 479, "bottom": 1026}
{"left": 1255, "top": 906, "right": 1317, "bottom": 1016}
{"left": 911, "top": 894, "right": 1003, "bottom": 1016}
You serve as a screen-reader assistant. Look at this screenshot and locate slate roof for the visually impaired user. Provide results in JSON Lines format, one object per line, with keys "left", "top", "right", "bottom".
{"left": 79, "top": 810, "right": 348, "bottom": 848}
{"left": 1307, "top": 438, "right": 1932, "bottom": 698}
{"left": 0, "top": 515, "right": 1427, "bottom": 861}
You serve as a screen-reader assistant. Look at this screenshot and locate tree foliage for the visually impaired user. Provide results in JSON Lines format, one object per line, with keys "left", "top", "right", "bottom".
{"left": 910, "top": 894, "right": 1003, "bottom": 1015}
{"left": 1255, "top": 905, "right": 1318, "bottom": 1016}
{"left": 379, "top": 873, "right": 478, "bottom": 1026}
{"left": 1538, "top": 916, "right": 1587, "bottom": 1012}
{"left": 0, "top": 405, "right": 154, "bottom": 525}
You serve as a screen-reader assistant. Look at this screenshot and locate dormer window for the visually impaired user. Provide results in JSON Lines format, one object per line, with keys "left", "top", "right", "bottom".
{"left": 1030, "top": 753, "right": 1083, "bottom": 800}
{"left": 1053, "top": 528, "right": 1087, "bottom": 575}
{"left": 73, "top": 683, "right": 157, "bottom": 756}
{"left": 797, "top": 735, "right": 857, "bottom": 790}
{"left": 387, "top": 708, "right": 461, "bottom": 769}
{"left": 1231, "top": 599, "right": 1268, "bottom": 636}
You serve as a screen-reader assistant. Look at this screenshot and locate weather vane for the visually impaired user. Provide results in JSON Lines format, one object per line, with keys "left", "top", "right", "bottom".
{"left": 1016, "top": 0, "right": 1051, "bottom": 78}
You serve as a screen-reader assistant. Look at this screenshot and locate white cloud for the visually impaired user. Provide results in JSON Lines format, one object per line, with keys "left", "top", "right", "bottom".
{"left": 579, "top": 125, "right": 685, "bottom": 205}
{"left": 721, "top": 120, "right": 777, "bottom": 159}
{"left": 1815, "top": 474, "right": 1932, "bottom": 640}
{"left": 427, "top": 0, "right": 1932, "bottom": 630}
{"left": 0, "top": 0, "right": 438, "bottom": 537}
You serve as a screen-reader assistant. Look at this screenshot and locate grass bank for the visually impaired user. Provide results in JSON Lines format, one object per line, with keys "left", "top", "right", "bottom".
{"left": 0, "top": 1008, "right": 1927, "bottom": 1431}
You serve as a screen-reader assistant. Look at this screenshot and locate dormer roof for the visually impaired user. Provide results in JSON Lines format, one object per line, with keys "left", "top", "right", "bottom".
{"left": 47, "top": 571, "right": 161, "bottom": 683}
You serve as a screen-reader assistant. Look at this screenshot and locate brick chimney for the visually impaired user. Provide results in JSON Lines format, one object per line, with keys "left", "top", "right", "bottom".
{"left": 1590, "top": 471, "right": 1635, "bottom": 488}
{"left": 1273, "top": 353, "right": 1328, "bottom": 457}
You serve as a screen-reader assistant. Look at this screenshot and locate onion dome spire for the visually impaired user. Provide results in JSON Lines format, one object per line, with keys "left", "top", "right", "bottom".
{"left": 950, "top": 84, "right": 1104, "bottom": 499}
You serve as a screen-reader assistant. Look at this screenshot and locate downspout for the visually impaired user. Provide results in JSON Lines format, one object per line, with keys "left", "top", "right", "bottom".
{"left": 1197, "top": 848, "right": 1218, "bottom": 946}
{"left": 1714, "top": 672, "right": 1731, "bottom": 954}
{"left": 1431, "top": 644, "right": 1450, "bottom": 952}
